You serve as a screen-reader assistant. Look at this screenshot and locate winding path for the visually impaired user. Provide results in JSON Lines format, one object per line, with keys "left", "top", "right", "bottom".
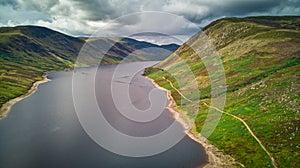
{"left": 162, "top": 77, "right": 193, "bottom": 102}
{"left": 163, "top": 77, "right": 278, "bottom": 168}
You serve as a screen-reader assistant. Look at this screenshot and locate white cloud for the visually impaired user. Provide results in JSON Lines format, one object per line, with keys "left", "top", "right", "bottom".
{"left": 162, "top": 1, "right": 210, "bottom": 19}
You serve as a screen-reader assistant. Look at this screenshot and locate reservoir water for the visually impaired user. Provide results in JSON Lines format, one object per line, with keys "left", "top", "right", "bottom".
{"left": 0, "top": 62, "right": 207, "bottom": 168}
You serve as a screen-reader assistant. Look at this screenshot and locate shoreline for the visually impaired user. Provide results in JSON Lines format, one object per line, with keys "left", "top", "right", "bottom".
{"left": 145, "top": 76, "right": 241, "bottom": 168}
{"left": 0, "top": 68, "right": 239, "bottom": 166}
{"left": 0, "top": 75, "right": 50, "bottom": 120}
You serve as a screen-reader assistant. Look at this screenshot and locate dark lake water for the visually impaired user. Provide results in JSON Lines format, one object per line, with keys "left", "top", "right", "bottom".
{"left": 0, "top": 62, "right": 207, "bottom": 168}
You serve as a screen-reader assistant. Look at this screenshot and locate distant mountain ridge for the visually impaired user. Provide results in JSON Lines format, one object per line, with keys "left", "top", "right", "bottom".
{"left": 0, "top": 25, "right": 179, "bottom": 113}
{"left": 82, "top": 37, "right": 179, "bottom": 64}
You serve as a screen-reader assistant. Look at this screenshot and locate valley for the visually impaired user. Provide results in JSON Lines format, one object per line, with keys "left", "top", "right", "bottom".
{"left": 0, "top": 15, "right": 299, "bottom": 168}
{"left": 0, "top": 26, "right": 178, "bottom": 117}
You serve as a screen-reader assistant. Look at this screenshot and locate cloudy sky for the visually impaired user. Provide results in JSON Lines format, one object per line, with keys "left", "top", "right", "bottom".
{"left": 0, "top": 0, "right": 299, "bottom": 44}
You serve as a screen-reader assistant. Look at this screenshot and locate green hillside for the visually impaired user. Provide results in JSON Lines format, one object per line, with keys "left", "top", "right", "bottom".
{"left": 145, "top": 16, "right": 300, "bottom": 167}
{"left": 0, "top": 26, "right": 178, "bottom": 117}
{"left": 0, "top": 26, "right": 83, "bottom": 115}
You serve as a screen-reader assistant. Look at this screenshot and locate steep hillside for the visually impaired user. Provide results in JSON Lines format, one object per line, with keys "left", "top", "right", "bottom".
{"left": 0, "top": 26, "right": 178, "bottom": 116}
{"left": 0, "top": 26, "right": 84, "bottom": 113}
{"left": 145, "top": 16, "right": 300, "bottom": 167}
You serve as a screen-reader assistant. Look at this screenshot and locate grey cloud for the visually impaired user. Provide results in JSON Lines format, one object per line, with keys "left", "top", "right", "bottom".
{"left": 0, "top": 3, "right": 50, "bottom": 26}
{"left": 7, "top": 0, "right": 59, "bottom": 11}
{"left": 0, "top": 0, "right": 16, "bottom": 6}
{"left": 161, "top": 0, "right": 296, "bottom": 23}
{"left": 0, "top": 0, "right": 299, "bottom": 44}
{"left": 71, "top": 0, "right": 116, "bottom": 20}
{"left": 210, "top": 0, "right": 281, "bottom": 15}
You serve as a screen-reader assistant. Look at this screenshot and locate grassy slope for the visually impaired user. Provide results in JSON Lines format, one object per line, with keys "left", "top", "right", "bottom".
{"left": 0, "top": 26, "right": 83, "bottom": 114}
{"left": 0, "top": 26, "right": 178, "bottom": 116}
{"left": 145, "top": 16, "right": 300, "bottom": 167}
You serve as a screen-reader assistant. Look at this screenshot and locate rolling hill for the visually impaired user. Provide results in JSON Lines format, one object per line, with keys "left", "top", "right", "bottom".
{"left": 0, "top": 26, "right": 178, "bottom": 116}
{"left": 145, "top": 16, "right": 300, "bottom": 167}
